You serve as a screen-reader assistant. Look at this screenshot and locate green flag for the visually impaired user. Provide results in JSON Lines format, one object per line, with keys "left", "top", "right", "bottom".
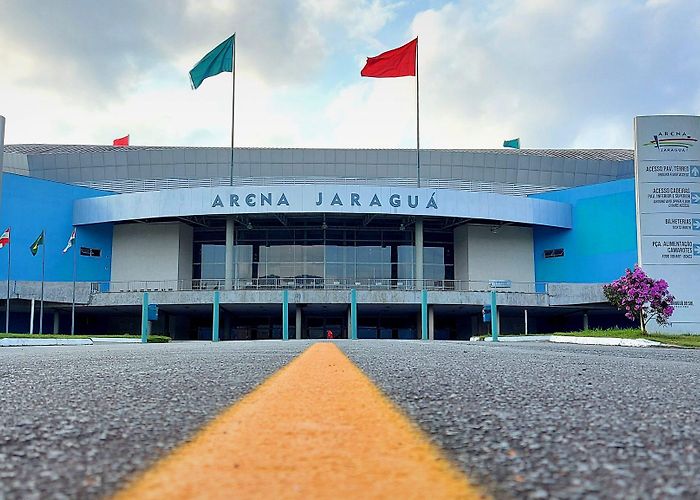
{"left": 503, "top": 138, "right": 520, "bottom": 149}
{"left": 189, "top": 34, "right": 235, "bottom": 89}
{"left": 30, "top": 231, "right": 44, "bottom": 256}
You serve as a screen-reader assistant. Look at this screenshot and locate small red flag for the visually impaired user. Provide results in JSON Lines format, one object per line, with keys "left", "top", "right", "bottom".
{"left": 113, "top": 135, "right": 129, "bottom": 147}
{"left": 361, "top": 38, "right": 417, "bottom": 78}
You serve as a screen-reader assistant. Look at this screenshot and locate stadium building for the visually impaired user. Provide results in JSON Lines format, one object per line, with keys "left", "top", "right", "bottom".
{"left": 0, "top": 121, "right": 645, "bottom": 339}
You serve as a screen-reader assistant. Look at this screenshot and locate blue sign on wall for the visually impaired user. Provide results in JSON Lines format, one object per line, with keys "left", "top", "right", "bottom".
{"left": 148, "top": 304, "right": 159, "bottom": 321}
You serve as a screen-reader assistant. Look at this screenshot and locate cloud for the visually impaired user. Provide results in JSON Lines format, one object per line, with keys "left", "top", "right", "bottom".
{"left": 2, "top": 0, "right": 699, "bottom": 150}
{"left": 316, "top": 0, "right": 700, "bottom": 149}
{"left": 0, "top": 0, "right": 399, "bottom": 145}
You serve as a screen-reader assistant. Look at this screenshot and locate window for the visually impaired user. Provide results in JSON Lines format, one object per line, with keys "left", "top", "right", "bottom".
{"left": 544, "top": 248, "right": 565, "bottom": 258}
{"left": 79, "top": 247, "right": 101, "bottom": 257}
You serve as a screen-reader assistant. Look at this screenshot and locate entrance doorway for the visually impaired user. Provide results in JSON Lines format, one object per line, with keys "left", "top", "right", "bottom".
{"left": 305, "top": 315, "right": 346, "bottom": 339}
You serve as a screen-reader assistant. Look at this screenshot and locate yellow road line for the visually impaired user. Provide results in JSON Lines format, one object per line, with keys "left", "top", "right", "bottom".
{"left": 114, "top": 343, "right": 485, "bottom": 499}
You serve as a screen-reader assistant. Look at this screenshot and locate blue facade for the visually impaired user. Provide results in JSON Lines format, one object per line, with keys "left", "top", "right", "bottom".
{"left": 531, "top": 179, "right": 637, "bottom": 284}
{"left": 0, "top": 173, "right": 113, "bottom": 282}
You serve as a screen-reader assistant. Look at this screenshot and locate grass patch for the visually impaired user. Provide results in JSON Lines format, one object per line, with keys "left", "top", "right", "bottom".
{"left": 554, "top": 328, "right": 700, "bottom": 348}
{"left": 0, "top": 333, "right": 170, "bottom": 343}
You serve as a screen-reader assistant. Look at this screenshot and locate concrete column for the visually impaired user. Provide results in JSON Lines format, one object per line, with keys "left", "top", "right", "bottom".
{"left": 421, "top": 289, "right": 428, "bottom": 341}
{"left": 29, "top": 299, "right": 35, "bottom": 334}
{"left": 282, "top": 290, "right": 289, "bottom": 341}
{"left": 212, "top": 291, "right": 220, "bottom": 342}
{"left": 524, "top": 308, "right": 529, "bottom": 335}
{"left": 140, "top": 292, "right": 149, "bottom": 343}
{"left": 53, "top": 311, "right": 60, "bottom": 334}
{"left": 490, "top": 290, "right": 499, "bottom": 341}
{"left": 415, "top": 217, "right": 424, "bottom": 289}
{"left": 225, "top": 217, "right": 235, "bottom": 290}
{"left": 428, "top": 305, "right": 435, "bottom": 341}
{"left": 295, "top": 305, "right": 302, "bottom": 340}
{"left": 583, "top": 312, "right": 589, "bottom": 331}
{"left": 350, "top": 288, "right": 358, "bottom": 340}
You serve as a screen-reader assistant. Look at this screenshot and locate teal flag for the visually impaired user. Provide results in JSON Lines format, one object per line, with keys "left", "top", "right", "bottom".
{"left": 503, "top": 138, "right": 520, "bottom": 149}
{"left": 189, "top": 35, "right": 235, "bottom": 89}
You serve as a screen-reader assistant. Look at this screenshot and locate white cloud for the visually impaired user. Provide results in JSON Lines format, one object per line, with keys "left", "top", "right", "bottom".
{"left": 2, "top": 0, "right": 700, "bottom": 150}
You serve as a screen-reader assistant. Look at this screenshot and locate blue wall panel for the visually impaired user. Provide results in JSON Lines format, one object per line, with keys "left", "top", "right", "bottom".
{"left": 531, "top": 179, "right": 637, "bottom": 283}
{"left": 0, "top": 173, "right": 113, "bottom": 282}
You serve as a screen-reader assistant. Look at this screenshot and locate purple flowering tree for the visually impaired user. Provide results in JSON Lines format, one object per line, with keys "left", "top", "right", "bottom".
{"left": 603, "top": 265, "right": 674, "bottom": 333}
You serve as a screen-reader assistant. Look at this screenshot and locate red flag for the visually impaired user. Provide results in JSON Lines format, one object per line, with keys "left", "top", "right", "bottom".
{"left": 113, "top": 135, "right": 129, "bottom": 147}
{"left": 361, "top": 38, "right": 417, "bottom": 78}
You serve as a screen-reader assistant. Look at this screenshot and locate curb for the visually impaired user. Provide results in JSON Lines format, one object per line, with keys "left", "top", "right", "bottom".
{"left": 90, "top": 337, "right": 141, "bottom": 344}
{"left": 0, "top": 338, "right": 94, "bottom": 347}
{"left": 549, "top": 335, "right": 664, "bottom": 347}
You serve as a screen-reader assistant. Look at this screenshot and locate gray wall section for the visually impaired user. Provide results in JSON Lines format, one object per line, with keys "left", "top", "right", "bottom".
{"left": 16, "top": 147, "right": 634, "bottom": 194}
{"left": 177, "top": 224, "right": 193, "bottom": 282}
{"left": 111, "top": 222, "right": 193, "bottom": 285}
{"left": 466, "top": 224, "right": 535, "bottom": 285}
{"left": 453, "top": 224, "right": 469, "bottom": 282}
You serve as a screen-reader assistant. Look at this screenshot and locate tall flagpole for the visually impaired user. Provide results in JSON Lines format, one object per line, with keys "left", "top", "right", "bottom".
{"left": 416, "top": 37, "right": 420, "bottom": 188}
{"left": 71, "top": 230, "right": 77, "bottom": 335}
{"left": 229, "top": 33, "right": 236, "bottom": 187}
{"left": 39, "top": 230, "right": 45, "bottom": 335}
{"left": 5, "top": 228, "right": 10, "bottom": 334}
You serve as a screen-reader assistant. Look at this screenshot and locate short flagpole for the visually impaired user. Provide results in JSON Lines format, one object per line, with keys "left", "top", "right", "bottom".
{"left": 229, "top": 33, "right": 236, "bottom": 187}
{"left": 39, "top": 230, "right": 45, "bottom": 335}
{"left": 415, "top": 37, "right": 420, "bottom": 189}
{"left": 5, "top": 228, "right": 10, "bottom": 334}
{"left": 71, "top": 230, "right": 77, "bottom": 335}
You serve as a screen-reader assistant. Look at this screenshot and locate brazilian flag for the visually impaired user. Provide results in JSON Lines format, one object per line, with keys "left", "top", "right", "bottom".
{"left": 189, "top": 34, "right": 235, "bottom": 89}
{"left": 30, "top": 231, "right": 44, "bottom": 256}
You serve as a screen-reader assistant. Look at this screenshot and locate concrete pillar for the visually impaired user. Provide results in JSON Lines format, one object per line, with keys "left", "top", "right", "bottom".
{"left": 141, "top": 292, "right": 149, "bottom": 343}
{"left": 428, "top": 305, "right": 435, "bottom": 341}
{"left": 415, "top": 217, "right": 424, "bottom": 289}
{"left": 490, "top": 290, "right": 499, "bottom": 341}
{"left": 583, "top": 312, "right": 589, "bottom": 331}
{"left": 212, "top": 291, "right": 220, "bottom": 342}
{"left": 524, "top": 308, "right": 529, "bottom": 335}
{"left": 421, "top": 289, "right": 428, "bottom": 340}
{"left": 282, "top": 290, "right": 289, "bottom": 341}
{"left": 53, "top": 311, "right": 60, "bottom": 334}
{"left": 29, "top": 299, "right": 35, "bottom": 334}
{"left": 225, "top": 217, "right": 235, "bottom": 290}
{"left": 350, "top": 288, "right": 358, "bottom": 340}
{"left": 295, "top": 305, "right": 302, "bottom": 339}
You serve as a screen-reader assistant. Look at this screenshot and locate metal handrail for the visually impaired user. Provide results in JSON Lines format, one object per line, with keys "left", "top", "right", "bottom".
{"left": 85, "top": 278, "right": 551, "bottom": 294}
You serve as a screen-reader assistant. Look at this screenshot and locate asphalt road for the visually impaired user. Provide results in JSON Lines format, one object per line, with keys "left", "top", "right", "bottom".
{"left": 1, "top": 340, "right": 699, "bottom": 499}
{"left": 0, "top": 342, "right": 307, "bottom": 499}
{"left": 343, "top": 341, "right": 700, "bottom": 499}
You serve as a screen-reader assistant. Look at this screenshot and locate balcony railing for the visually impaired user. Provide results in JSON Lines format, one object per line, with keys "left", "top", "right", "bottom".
{"left": 89, "top": 278, "right": 550, "bottom": 294}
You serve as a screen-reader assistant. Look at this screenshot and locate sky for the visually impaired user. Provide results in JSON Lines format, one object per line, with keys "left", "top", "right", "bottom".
{"left": 1, "top": 0, "right": 699, "bottom": 150}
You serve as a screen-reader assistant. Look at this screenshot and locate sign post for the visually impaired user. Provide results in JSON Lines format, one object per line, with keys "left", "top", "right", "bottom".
{"left": 634, "top": 115, "right": 700, "bottom": 333}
